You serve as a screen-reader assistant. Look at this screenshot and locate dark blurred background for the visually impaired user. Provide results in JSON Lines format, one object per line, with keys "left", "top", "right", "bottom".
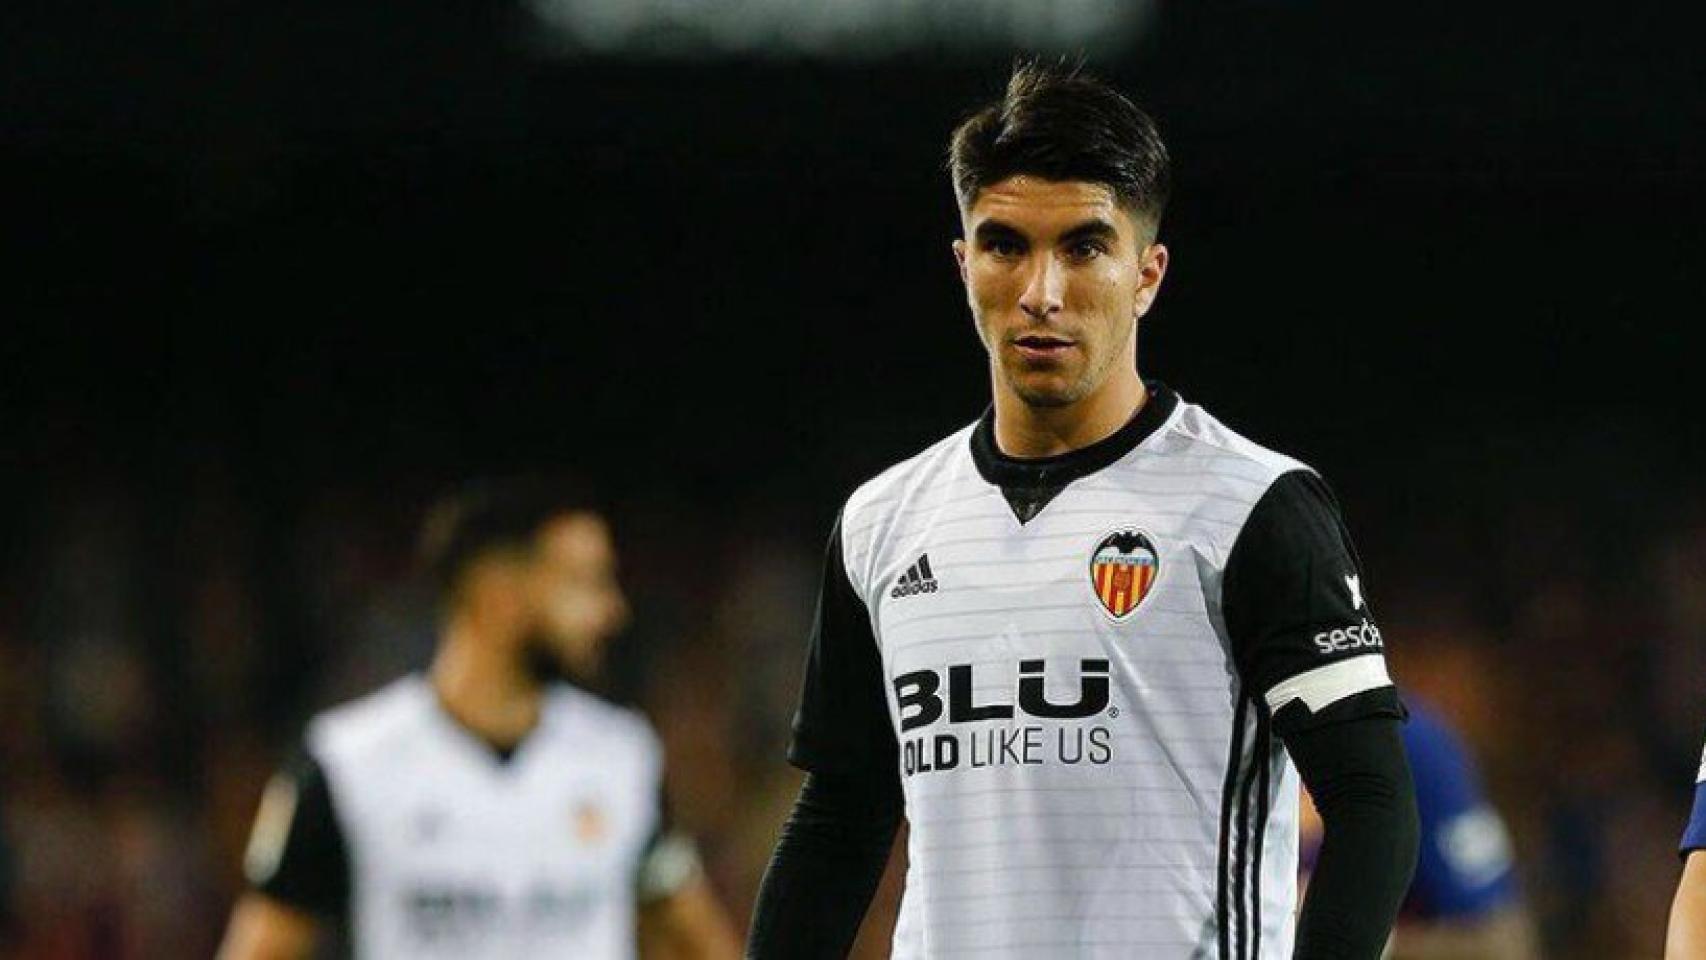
{"left": 3, "top": 1, "right": 1704, "bottom": 956}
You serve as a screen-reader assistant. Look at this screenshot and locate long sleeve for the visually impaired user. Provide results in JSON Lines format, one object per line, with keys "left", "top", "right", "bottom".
{"left": 746, "top": 771, "right": 901, "bottom": 959}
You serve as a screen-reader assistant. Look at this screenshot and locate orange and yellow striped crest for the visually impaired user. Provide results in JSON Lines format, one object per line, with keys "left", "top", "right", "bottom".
{"left": 1089, "top": 529, "right": 1160, "bottom": 620}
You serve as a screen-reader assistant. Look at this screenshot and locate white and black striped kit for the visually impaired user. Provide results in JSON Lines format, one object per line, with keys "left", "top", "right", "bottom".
{"left": 790, "top": 384, "right": 1396, "bottom": 959}
{"left": 244, "top": 677, "right": 673, "bottom": 959}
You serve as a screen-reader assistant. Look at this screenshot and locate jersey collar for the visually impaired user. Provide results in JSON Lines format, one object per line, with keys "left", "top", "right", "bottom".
{"left": 971, "top": 380, "right": 1178, "bottom": 491}
{"left": 426, "top": 676, "right": 536, "bottom": 766}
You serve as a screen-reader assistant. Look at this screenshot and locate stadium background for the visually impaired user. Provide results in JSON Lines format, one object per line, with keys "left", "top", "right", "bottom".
{"left": 3, "top": 1, "right": 1702, "bottom": 956}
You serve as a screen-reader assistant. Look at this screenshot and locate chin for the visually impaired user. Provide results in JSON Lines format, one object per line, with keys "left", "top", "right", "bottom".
{"left": 1008, "top": 373, "right": 1091, "bottom": 409}
{"left": 1013, "top": 389, "right": 1078, "bottom": 409}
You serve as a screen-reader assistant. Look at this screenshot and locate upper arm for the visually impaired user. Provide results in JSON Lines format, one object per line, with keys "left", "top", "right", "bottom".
{"left": 217, "top": 893, "right": 322, "bottom": 960}
{"left": 1222, "top": 470, "right": 1401, "bottom": 737}
{"left": 787, "top": 513, "right": 899, "bottom": 779}
{"left": 635, "top": 819, "right": 705, "bottom": 908}
{"left": 240, "top": 748, "right": 352, "bottom": 920}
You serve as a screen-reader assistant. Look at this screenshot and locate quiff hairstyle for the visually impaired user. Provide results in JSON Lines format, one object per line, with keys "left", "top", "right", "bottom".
{"left": 948, "top": 60, "right": 1171, "bottom": 238}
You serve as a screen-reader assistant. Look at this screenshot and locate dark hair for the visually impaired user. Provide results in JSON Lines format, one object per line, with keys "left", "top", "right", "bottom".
{"left": 948, "top": 60, "right": 1170, "bottom": 233}
{"left": 419, "top": 476, "right": 600, "bottom": 597}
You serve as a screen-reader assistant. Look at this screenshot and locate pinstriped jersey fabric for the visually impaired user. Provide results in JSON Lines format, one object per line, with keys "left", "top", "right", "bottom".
{"left": 840, "top": 396, "right": 1309, "bottom": 959}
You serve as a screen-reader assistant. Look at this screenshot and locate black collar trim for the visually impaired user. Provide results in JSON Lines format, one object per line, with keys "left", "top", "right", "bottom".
{"left": 970, "top": 382, "right": 1178, "bottom": 490}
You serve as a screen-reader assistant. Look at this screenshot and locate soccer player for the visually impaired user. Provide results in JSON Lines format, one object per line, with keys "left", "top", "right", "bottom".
{"left": 749, "top": 63, "right": 1419, "bottom": 959}
{"left": 1301, "top": 699, "right": 1538, "bottom": 958}
{"left": 1667, "top": 737, "right": 1706, "bottom": 958}
{"left": 218, "top": 481, "right": 740, "bottom": 960}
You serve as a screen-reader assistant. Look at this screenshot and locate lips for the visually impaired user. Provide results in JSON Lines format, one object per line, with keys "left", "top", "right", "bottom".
{"left": 1012, "top": 334, "right": 1076, "bottom": 361}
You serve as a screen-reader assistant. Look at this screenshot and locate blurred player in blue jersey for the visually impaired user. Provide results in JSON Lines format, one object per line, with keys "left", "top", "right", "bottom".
{"left": 1666, "top": 739, "right": 1706, "bottom": 957}
{"left": 1304, "top": 699, "right": 1538, "bottom": 958}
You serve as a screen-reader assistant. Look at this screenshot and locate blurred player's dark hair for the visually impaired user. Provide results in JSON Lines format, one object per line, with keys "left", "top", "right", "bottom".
{"left": 418, "top": 476, "right": 601, "bottom": 599}
{"left": 948, "top": 59, "right": 1170, "bottom": 234}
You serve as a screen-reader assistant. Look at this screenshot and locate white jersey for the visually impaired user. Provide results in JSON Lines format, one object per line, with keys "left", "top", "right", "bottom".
{"left": 244, "top": 676, "right": 685, "bottom": 960}
{"left": 789, "top": 384, "right": 1397, "bottom": 959}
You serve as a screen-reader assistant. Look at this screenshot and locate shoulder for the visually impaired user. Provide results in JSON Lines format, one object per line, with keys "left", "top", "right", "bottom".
{"left": 838, "top": 421, "right": 980, "bottom": 559}
{"left": 842, "top": 423, "right": 979, "bottom": 530}
{"left": 1148, "top": 395, "right": 1315, "bottom": 494}
{"left": 305, "top": 674, "right": 435, "bottom": 770}
{"left": 1115, "top": 394, "right": 1324, "bottom": 557}
{"left": 540, "top": 684, "right": 664, "bottom": 766}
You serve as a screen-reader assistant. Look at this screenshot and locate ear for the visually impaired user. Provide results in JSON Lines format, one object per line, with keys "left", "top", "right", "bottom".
{"left": 952, "top": 238, "right": 968, "bottom": 285}
{"left": 1133, "top": 242, "right": 1170, "bottom": 320}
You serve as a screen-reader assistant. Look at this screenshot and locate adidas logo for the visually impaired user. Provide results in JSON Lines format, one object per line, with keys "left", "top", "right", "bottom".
{"left": 891, "top": 554, "right": 939, "bottom": 599}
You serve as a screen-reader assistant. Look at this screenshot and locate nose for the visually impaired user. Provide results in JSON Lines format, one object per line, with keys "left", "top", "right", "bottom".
{"left": 1018, "top": 254, "right": 1065, "bottom": 321}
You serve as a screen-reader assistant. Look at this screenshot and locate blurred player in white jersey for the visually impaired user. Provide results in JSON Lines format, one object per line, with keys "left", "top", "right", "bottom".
{"left": 219, "top": 479, "right": 739, "bottom": 960}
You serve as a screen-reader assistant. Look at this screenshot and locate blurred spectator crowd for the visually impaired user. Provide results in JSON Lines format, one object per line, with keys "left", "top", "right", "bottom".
{"left": 1, "top": 415, "right": 1703, "bottom": 959}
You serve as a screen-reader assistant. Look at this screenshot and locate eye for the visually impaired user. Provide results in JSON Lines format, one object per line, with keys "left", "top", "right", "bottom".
{"left": 1067, "top": 239, "right": 1109, "bottom": 261}
{"left": 984, "top": 236, "right": 1025, "bottom": 258}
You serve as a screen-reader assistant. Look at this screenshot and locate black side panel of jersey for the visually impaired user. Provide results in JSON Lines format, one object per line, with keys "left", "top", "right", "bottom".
{"left": 787, "top": 515, "right": 899, "bottom": 779}
{"left": 1222, "top": 470, "right": 1398, "bottom": 734}
{"left": 253, "top": 749, "right": 351, "bottom": 919}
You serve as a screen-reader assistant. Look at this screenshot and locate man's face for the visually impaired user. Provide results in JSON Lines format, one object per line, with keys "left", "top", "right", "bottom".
{"left": 954, "top": 176, "right": 1167, "bottom": 408}
{"left": 522, "top": 513, "right": 630, "bottom": 679}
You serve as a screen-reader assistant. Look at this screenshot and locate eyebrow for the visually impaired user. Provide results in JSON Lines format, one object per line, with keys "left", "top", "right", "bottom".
{"left": 972, "top": 218, "right": 1120, "bottom": 246}
{"left": 1058, "top": 219, "right": 1119, "bottom": 245}
{"left": 972, "top": 220, "right": 1026, "bottom": 245}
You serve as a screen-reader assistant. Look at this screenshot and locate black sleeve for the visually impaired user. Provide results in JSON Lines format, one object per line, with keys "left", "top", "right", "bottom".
{"left": 244, "top": 749, "right": 351, "bottom": 919}
{"left": 1289, "top": 713, "right": 1420, "bottom": 959}
{"left": 1223, "top": 469, "right": 1398, "bottom": 735}
{"left": 747, "top": 770, "right": 903, "bottom": 960}
{"left": 787, "top": 514, "right": 900, "bottom": 778}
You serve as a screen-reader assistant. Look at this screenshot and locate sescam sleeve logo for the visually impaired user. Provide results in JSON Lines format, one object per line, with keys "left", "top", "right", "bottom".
{"left": 1312, "top": 572, "right": 1384, "bottom": 653}
{"left": 1089, "top": 529, "right": 1160, "bottom": 620}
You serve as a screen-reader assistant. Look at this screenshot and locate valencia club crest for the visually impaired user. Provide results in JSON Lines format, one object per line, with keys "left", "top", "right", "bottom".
{"left": 1089, "top": 529, "right": 1160, "bottom": 620}
{"left": 573, "top": 801, "right": 608, "bottom": 846}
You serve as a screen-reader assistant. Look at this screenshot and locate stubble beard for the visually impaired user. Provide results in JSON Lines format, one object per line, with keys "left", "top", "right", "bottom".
{"left": 1001, "top": 339, "right": 1117, "bottom": 410}
{"left": 521, "top": 633, "right": 572, "bottom": 686}
{"left": 527, "top": 627, "right": 609, "bottom": 689}
{"left": 1009, "top": 372, "right": 1090, "bottom": 408}
{"left": 982, "top": 306, "right": 1135, "bottom": 411}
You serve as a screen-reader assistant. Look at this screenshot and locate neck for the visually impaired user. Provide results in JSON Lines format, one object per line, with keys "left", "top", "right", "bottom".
{"left": 993, "top": 364, "right": 1147, "bottom": 459}
{"left": 430, "top": 618, "right": 544, "bottom": 749}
